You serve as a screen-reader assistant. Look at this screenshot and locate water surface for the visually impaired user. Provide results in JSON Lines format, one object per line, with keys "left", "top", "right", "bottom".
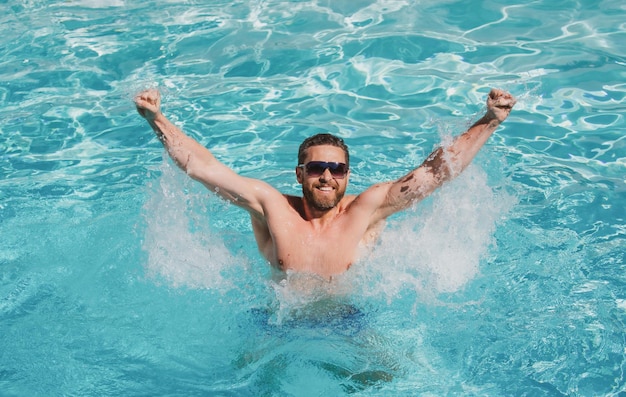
{"left": 1, "top": 0, "right": 625, "bottom": 395}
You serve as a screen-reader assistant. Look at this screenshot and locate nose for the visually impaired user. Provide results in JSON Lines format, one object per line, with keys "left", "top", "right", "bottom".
{"left": 319, "top": 167, "right": 333, "bottom": 181}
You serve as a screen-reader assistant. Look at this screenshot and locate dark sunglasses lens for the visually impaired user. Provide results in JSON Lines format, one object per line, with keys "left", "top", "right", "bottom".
{"left": 306, "top": 163, "right": 326, "bottom": 176}
{"left": 305, "top": 162, "right": 347, "bottom": 177}
{"left": 329, "top": 163, "right": 347, "bottom": 176}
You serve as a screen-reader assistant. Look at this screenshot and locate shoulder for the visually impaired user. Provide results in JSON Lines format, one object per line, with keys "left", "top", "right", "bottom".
{"left": 343, "top": 182, "right": 397, "bottom": 225}
{"left": 281, "top": 194, "right": 306, "bottom": 216}
{"left": 342, "top": 194, "right": 358, "bottom": 205}
{"left": 284, "top": 194, "right": 302, "bottom": 206}
{"left": 350, "top": 182, "right": 394, "bottom": 208}
{"left": 246, "top": 178, "right": 288, "bottom": 202}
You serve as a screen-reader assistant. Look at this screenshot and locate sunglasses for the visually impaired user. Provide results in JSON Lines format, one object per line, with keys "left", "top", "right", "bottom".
{"left": 298, "top": 161, "right": 349, "bottom": 178}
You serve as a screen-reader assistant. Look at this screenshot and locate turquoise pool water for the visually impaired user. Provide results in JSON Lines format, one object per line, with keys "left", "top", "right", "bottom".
{"left": 1, "top": 0, "right": 625, "bottom": 395}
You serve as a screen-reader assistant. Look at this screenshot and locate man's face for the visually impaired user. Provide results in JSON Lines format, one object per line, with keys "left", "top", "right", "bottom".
{"left": 296, "top": 145, "right": 349, "bottom": 211}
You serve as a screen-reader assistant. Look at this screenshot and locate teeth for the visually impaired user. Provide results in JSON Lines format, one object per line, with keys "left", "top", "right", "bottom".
{"left": 319, "top": 187, "right": 333, "bottom": 191}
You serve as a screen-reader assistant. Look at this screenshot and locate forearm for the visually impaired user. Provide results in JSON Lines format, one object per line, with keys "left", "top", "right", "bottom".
{"left": 134, "top": 88, "right": 263, "bottom": 209}
{"left": 148, "top": 113, "right": 219, "bottom": 177}
{"left": 437, "top": 88, "right": 515, "bottom": 178}
{"left": 443, "top": 115, "right": 501, "bottom": 176}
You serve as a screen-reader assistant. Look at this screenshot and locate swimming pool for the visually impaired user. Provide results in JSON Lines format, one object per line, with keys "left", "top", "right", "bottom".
{"left": 1, "top": 0, "right": 625, "bottom": 395}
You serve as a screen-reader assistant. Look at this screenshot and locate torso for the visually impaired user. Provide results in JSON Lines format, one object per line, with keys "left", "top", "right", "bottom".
{"left": 250, "top": 194, "right": 383, "bottom": 278}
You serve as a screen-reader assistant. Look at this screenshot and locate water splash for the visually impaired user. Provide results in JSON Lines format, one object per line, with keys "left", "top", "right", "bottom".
{"left": 268, "top": 270, "right": 356, "bottom": 325}
{"left": 351, "top": 164, "right": 515, "bottom": 301}
{"left": 141, "top": 156, "right": 244, "bottom": 290}
{"left": 142, "top": 149, "right": 513, "bottom": 319}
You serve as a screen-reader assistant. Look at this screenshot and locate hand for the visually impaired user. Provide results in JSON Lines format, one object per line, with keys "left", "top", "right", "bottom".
{"left": 134, "top": 89, "right": 161, "bottom": 122}
{"left": 485, "top": 88, "right": 516, "bottom": 123}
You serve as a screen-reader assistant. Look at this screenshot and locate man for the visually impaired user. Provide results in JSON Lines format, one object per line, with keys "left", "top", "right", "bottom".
{"left": 135, "top": 88, "right": 516, "bottom": 278}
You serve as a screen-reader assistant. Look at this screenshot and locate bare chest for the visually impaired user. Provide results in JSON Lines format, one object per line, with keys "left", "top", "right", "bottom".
{"left": 268, "top": 217, "right": 367, "bottom": 277}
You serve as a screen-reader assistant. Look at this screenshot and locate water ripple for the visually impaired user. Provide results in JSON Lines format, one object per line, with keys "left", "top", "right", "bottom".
{"left": 2, "top": 1, "right": 626, "bottom": 395}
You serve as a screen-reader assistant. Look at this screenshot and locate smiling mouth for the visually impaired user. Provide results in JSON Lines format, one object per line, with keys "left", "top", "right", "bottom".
{"left": 317, "top": 186, "right": 334, "bottom": 192}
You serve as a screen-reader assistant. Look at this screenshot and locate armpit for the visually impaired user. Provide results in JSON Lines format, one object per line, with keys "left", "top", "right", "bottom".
{"left": 362, "top": 219, "right": 386, "bottom": 246}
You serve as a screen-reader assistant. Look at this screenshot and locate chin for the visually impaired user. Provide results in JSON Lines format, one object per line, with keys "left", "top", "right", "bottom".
{"left": 312, "top": 193, "right": 345, "bottom": 211}
{"left": 312, "top": 201, "right": 337, "bottom": 211}
{"left": 305, "top": 194, "right": 337, "bottom": 211}
{"left": 303, "top": 187, "right": 345, "bottom": 211}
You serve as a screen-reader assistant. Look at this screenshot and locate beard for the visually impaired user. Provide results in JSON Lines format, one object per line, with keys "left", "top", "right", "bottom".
{"left": 302, "top": 185, "right": 345, "bottom": 211}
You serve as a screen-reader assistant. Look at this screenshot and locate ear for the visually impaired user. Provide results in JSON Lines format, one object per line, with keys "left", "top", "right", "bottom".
{"left": 296, "top": 166, "right": 303, "bottom": 184}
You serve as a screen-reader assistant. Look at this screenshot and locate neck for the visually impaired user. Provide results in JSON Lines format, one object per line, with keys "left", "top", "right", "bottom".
{"left": 301, "top": 198, "right": 341, "bottom": 225}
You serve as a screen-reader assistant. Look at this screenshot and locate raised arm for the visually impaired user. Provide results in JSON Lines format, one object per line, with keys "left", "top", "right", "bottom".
{"left": 134, "top": 89, "right": 276, "bottom": 217}
{"left": 360, "top": 88, "right": 516, "bottom": 222}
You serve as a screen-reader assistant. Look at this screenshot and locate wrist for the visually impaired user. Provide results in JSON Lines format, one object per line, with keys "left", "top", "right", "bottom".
{"left": 148, "top": 112, "right": 166, "bottom": 127}
{"left": 475, "top": 114, "right": 501, "bottom": 128}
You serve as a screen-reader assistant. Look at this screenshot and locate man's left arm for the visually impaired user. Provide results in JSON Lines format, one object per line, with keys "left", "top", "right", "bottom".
{"left": 360, "top": 88, "right": 516, "bottom": 223}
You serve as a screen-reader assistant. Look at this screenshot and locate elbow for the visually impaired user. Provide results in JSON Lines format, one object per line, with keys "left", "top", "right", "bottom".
{"left": 178, "top": 154, "right": 205, "bottom": 181}
{"left": 185, "top": 162, "right": 207, "bottom": 182}
{"left": 440, "top": 147, "right": 468, "bottom": 180}
{"left": 424, "top": 148, "right": 458, "bottom": 182}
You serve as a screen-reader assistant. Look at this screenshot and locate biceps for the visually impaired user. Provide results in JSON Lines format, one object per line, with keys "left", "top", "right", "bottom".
{"left": 193, "top": 167, "right": 271, "bottom": 216}
{"left": 396, "top": 167, "right": 440, "bottom": 199}
{"left": 365, "top": 156, "right": 451, "bottom": 221}
{"left": 380, "top": 168, "right": 440, "bottom": 214}
{"left": 356, "top": 183, "right": 399, "bottom": 224}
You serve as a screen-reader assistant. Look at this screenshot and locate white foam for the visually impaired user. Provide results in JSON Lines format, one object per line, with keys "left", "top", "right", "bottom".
{"left": 142, "top": 157, "right": 241, "bottom": 290}
{"left": 351, "top": 164, "right": 514, "bottom": 299}
{"left": 268, "top": 270, "right": 354, "bottom": 323}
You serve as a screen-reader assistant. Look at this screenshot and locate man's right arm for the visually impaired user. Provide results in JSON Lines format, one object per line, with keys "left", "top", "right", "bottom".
{"left": 134, "top": 89, "right": 276, "bottom": 217}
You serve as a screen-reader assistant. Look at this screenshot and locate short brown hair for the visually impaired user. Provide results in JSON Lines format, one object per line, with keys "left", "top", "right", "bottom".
{"left": 297, "top": 133, "right": 349, "bottom": 167}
